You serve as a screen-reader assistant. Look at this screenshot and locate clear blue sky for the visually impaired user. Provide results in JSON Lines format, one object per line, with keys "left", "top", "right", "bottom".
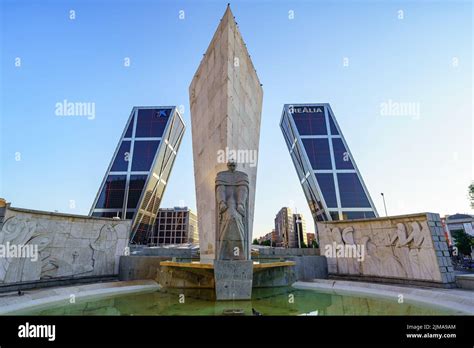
{"left": 1, "top": 0, "right": 472, "bottom": 237}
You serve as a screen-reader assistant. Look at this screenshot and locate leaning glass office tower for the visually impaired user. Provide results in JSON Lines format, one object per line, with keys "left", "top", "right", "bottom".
{"left": 280, "top": 104, "right": 378, "bottom": 226}
{"left": 90, "top": 106, "right": 185, "bottom": 244}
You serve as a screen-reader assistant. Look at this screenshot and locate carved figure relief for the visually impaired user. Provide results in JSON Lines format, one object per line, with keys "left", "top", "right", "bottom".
{"left": 318, "top": 218, "right": 442, "bottom": 282}
{"left": 0, "top": 213, "right": 129, "bottom": 285}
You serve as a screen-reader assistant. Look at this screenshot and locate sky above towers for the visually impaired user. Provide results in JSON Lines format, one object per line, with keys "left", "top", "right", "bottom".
{"left": 1, "top": 0, "right": 472, "bottom": 237}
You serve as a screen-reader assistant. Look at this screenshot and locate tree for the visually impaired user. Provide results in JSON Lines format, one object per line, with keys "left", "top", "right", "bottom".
{"left": 469, "top": 182, "right": 474, "bottom": 209}
{"left": 310, "top": 240, "right": 319, "bottom": 248}
{"left": 261, "top": 240, "right": 271, "bottom": 246}
{"left": 252, "top": 238, "right": 260, "bottom": 245}
{"left": 451, "top": 229, "right": 474, "bottom": 257}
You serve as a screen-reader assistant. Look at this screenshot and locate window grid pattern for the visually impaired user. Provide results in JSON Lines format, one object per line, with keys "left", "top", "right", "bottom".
{"left": 280, "top": 104, "right": 377, "bottom": 222}
{"left": 90, "top": 106, "right": 185, "bottom": 244}
{"left": 148, "top": 209, "right": 198, "bottom": 245}
{"left": 131, "top": 108, "right": 186, "bottom": 244}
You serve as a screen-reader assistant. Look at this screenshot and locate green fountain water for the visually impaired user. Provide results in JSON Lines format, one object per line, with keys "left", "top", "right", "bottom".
{"left": 14, "top": 287, "right": 458, "bottom": 316}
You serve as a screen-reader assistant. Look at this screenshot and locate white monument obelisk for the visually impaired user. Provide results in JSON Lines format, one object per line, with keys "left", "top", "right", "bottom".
{"left": 189, "top": 5, "right": 263, "bottom": 263}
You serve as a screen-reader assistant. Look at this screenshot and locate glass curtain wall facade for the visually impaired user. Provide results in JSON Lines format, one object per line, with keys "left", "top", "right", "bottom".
{"left": 89, "top": 106, "right": 185, "bottom": 244}
{"left": 149, "top": 207, "right": 199, "bottom": 246}
{"left": 280, "top": 104, "right": 378, "bottom": 225}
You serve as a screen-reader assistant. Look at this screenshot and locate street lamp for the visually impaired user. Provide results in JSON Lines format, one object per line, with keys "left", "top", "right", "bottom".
{"left": 381, "top": 192, "right": 388, "bottom": 217}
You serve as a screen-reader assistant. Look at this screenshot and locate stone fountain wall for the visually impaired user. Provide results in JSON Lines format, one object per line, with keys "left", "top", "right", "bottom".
{"left": 0, "top": 206, "right": 130, "bottom": 288}
{"left": 317, "top": 213, "right": 455, "bottom": 285}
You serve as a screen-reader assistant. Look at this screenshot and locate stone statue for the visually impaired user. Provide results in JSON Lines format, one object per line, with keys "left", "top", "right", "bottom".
{"left": 215, "top": 161, "right": 250, "bottom": 260}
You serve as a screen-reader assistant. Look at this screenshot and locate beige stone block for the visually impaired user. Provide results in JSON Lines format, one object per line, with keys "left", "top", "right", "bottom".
{"left": 317, "top": 214, "right": 449, "bottom": 283}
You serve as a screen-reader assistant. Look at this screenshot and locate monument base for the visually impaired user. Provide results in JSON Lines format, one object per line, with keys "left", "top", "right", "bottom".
{"left": 154, "top": 260, "right": 296, "bottom": 293}
{"left": 214, "top": 260, "right": 253, "bottom": 300}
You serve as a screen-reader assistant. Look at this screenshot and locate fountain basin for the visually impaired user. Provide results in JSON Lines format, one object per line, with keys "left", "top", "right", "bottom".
{"left": 158, "top": 260, "right": 296, "bottom": 289}
{"left": 6, "top": 282, "right": 463, "bottom": 316}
